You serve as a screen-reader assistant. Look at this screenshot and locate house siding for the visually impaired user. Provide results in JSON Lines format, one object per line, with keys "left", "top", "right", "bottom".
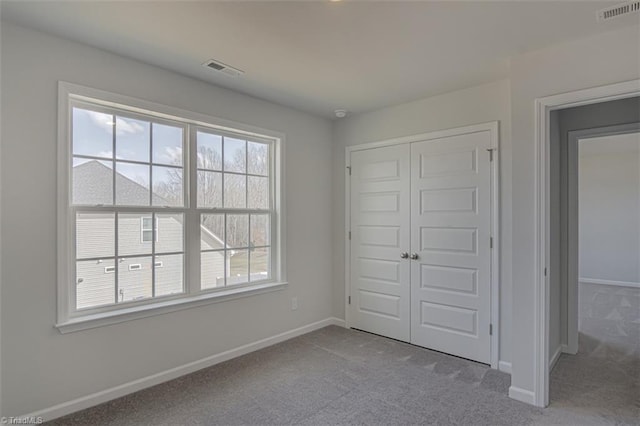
{"left": 75, "top": 214, "right": 202, "bottom": 308}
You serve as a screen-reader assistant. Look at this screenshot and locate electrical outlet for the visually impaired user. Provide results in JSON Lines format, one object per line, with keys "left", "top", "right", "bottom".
{"left": 291, "top": 296, "right": 298, "bottom": 311}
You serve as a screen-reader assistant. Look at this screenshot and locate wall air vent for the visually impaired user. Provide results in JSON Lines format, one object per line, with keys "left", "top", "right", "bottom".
{"left": 597, "top": 1, "right": 640, "bottom": 21}
{"left": 202, "top": 59, "right": 244, "bottom": 77}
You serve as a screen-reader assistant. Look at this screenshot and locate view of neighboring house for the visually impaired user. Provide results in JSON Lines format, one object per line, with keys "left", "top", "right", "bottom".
{"left": 73, "top": 160, "right": 227, "bottom": 309}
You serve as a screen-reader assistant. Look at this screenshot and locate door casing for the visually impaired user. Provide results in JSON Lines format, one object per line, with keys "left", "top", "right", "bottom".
{"left": 344, "top": 121, "right": 500, "bottom": 369}
{"left": 532, "top": 79, "right": 640, "bottom": 408}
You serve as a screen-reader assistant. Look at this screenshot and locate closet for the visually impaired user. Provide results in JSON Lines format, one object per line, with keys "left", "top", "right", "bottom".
{"left": 346, "top": 123, "right": 497, "bottom": 364}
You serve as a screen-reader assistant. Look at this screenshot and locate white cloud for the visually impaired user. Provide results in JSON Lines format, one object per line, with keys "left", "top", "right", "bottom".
{"left": 163, "top": 146, "right": 183, "bottom": 164}
{"left": 85, "top": 110, "right": 145, "bottom": 136}
{"left": 115, "top": 117, "right": 145, "bottom": 136}
{"left": 85, "top": 110, "right": 113, "bottom": 134}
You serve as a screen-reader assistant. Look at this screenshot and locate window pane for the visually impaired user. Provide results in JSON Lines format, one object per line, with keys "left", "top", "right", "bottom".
{"left": 250, "top": 214, "right": 270, "bottom": 247}
{"left": 250, "top": 247, "right": 270, "bottom": 282}
{"left": 76, "top": 213, "right": 115, "bottom": 259}
{"left": 118, "top": 213, "right": 152, "bottom": 256}
{"left": 115, "top": 116, "right": 150, "bottom": 162}
{"left": 248, "top": 141, "right": 269, "bottom": 176}
{"left": 156, "top": 213, "right": 183, "bottom": 254}
{"left": 73, "top": 158, "right": 113, "bottom": 205}
{"left": 248, "top": 176, "right": 269, "bottom": 209}
{"left": 76, "top": 259, "right": 115, "bottom": 309}
{"left": 197, "top": 171, "right": 222, "bottom": 208}
{"left": 197, "top": 132, "right": 222, "bottom": 171}
{"left": 152, "top": 166, "right": 183, "bottom": 207}
{"left": 224, "top": 174, "right": 246, "bottom": 208}
{"left": 116, "top": 162, "right": 150, "bottom": 206}
{"left": 227, "top": 250, "right": 249, "bottom": 286}
{"left": 202, "top": 250, "right": 225, "bottom": 289}
{"left": 118, "top": 256, "right": 152, "bottom": 302}
{"left": 227, "top": 214, "right": 248, "bottom": 248}
{"left": 201, "top": 214, "right": 225, "bottom": 250}
{"left": 153, "top": 123, "right": 183, "bottom": 166}
{"left": 72, "top": 108, "right": 113, "bottom": 159}
{"left": 224, "top": 137, "right": 246, "bottom": 173}
{"left": 154, "top": 254, "right": 184, "bottom": 297}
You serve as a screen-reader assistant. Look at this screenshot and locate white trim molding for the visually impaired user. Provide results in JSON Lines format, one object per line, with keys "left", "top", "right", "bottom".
{"left": 549, "top": 345, "right": 562, "bottom": 372}
{"left": 580, "top": 278, "right": 640, "bottom": 289}
{"left": 498, "top": 361, "right": 512, "bottom": 374}
{"left": 20, "top": 317, "right": 345, "bottom": 422}
{"left": 533, "top": 79, "right": 640, "bottom": 408}
{"left": 509, "top": 386, "right": 536, "bottom": 406}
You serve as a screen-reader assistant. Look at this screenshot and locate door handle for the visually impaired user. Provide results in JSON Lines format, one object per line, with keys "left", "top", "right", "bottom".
{"left": 410, "top": 253, "right": 419, "bottom": 260}
{"left": 400, "top": 252, "right": 409, "bottom": 259}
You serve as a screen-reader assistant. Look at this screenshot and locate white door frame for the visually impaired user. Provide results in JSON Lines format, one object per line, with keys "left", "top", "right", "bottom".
{"left": 533, "top": 79, "right": 640, "bottom": 407}
{"left": 345, "top": 121, "right": 500, "bottom": 369}
{"left": 565, "top": 122, "right": 640, "bottom": 355}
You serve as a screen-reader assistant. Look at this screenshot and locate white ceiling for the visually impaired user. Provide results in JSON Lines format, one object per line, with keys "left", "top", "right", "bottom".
{"left": 2, "top": 1, "right": 638, "bottom": 118}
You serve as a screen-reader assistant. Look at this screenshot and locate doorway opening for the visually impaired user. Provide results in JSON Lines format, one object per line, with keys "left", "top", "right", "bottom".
{"left": 544, "top": 94, "right": 640, "bottom": 420}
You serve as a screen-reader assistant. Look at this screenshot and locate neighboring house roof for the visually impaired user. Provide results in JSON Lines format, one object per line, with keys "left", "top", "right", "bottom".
{"left": 74, "top": 160, "right": 225, "bottom": 250}
{"left": 73, "top": 160, "right": 168, "bottom": 205}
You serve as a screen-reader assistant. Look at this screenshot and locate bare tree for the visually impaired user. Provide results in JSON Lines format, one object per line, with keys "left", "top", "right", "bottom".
{"left": 153, "top": 141, "right": 269, "bottom": 250}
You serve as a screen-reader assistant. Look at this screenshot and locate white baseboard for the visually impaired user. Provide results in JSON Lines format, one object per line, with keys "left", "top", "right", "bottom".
{"left": 331, "top": 317, "right": 346, "bottom": 327}
{"left": 561, "top": 344, "right": 577, "bottom": 355}
{"left": 498, "top": 360, "right": 512, "bottom": 374}
{"left": 549, "top": 345, "right": 562, "bottom": 372}
{"left": 20, "top": 317, "right": 345, "bottom": 423}
{"left": 509, "top": 386, "right": 536, "bottom": 405}
{"left": 579, "top": 277, "right": 640, "bottom": 289}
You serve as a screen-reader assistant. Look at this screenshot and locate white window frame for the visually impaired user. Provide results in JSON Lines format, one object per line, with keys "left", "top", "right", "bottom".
{"left": 56, "top": 82, "right": 287, "bottom": 333}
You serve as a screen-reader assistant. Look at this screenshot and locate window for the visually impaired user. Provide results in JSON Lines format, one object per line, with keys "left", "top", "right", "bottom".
{"left": 141, "top": 217, "right": 158, "bottom": 243}
{"left": 58, "top": 83, "right": 284, "bottom": 331}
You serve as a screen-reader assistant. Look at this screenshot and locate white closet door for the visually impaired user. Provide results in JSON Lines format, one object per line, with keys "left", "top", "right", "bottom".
{"left": 349, "top": 144, "right": 411, "bottom": 342}
{"left": 409, "top": 131, "right": 492, "bottom": 364}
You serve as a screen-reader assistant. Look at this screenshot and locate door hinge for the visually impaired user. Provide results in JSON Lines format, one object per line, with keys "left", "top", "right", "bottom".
{"left": 489, "top": 324, "right": 493, "bottom": 336}
{"left": 347, "top": 166, "right": 352, "bottom": 176}
{"left": 487, "top": 148, "right": 496, "bottom": 162}
{"left": 544, "top": 267, "right": 547, "bottom": 277}
{"left": 490, "top": 237, "right": 493, "bottom": 249}
{"left": 348, "top": 231, "right": 352, "bottom": 240}
{"left": 348, "top": 296, "right": 351, "bottom": 305}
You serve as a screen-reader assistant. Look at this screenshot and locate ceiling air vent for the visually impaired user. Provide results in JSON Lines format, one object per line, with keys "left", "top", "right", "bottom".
{"left": 597, "top": 1, "right": 640, "bottom": 22}
{"left": 202, "top": 59, "right": 244, "bottom": 77}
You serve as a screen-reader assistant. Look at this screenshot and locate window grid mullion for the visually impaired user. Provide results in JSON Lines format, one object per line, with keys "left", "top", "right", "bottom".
{"left": 151, "top": 213, "right": 156, "bottom": 298}
{"left": 187, "top": 124, "right": 199, "bottom": 297}
{"left": 114, "top": 211, "right": 119, "bottom": 305}
{"left": 248, "top": 214, "right": 252, "bottom": 282}
{"left": 221, "top": 136, "right": 225, "bottom": 209}
{"left": 245, "top": 139, "right": 249, "bottom": 209}
{"left": 223, "top": 213, "right": 228, "bottom": 287}
{"left": 112, "top": 114, "right": 119, "bottom": 305}
{"left": 150, "top": 124, "right": 156, "bottom": 298}
{"left": 149, "top": 122, "right": 154, "bottom": 207}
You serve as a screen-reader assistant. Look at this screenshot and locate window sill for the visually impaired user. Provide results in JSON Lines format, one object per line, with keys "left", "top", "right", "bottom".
{"left": 56, "top": 281, "right": 288, "bottom": 334}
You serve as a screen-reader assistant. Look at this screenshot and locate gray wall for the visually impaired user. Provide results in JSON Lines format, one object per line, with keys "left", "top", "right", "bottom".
{"left": 1, "top": 22, "right": 333, "bottom": 416}
{"left": 332, "top": 79, "right": 513, "bottom": 366}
